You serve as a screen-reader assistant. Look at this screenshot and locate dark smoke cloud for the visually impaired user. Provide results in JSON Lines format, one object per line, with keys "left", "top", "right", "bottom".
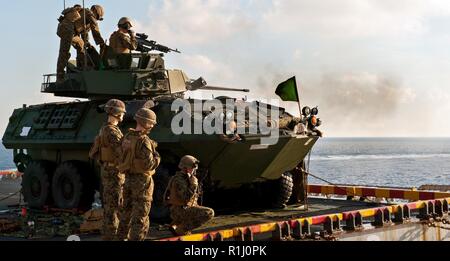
{"left": 309, "top": 73, "right": 407, "bottom": 117}
{"left": 256, "top": 69, "right": 420, "bottom": 136}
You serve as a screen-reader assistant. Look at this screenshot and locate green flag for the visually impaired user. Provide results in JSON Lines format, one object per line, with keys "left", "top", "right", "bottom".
{"left": 275, "top": 76, "right": 299, "bottom": 102}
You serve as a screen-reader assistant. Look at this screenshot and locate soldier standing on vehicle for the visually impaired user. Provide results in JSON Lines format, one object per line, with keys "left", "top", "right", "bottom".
{"left": 110, "top": 17, "right": 138, "bottom": 54}
{"left": 117, "top": 108, "right": 160, "bottom": 241}
{"left": 89, "top": 99, "right": 126, "bottom": 241}
{"left": 164, "top": 155, "right": 214, "bottom": 236}
{"left": 56, "top": 4, "right": 105, "bottom": 83}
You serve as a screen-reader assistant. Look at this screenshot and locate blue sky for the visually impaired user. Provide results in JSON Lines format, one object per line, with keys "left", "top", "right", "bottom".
{"left": 1, "top": 0, "right": 450, "bottom": 137}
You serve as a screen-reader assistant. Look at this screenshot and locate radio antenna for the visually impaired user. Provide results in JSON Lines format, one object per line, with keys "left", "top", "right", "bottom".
{"left": 82, "top": 0, "right": 87, "bottom": 70}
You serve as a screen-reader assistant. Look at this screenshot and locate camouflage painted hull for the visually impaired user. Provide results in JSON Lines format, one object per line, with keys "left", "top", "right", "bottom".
{"left": 3, "top": 99, "right": 318, "bottom": 189}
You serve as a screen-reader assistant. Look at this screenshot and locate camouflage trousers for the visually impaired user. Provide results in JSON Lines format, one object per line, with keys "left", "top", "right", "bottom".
{"left": 56, "top": 21, "right": 86, "bottom": 79}
{"left": 117, "top": 174, "right": 154, "bottom": 241}
{"left": 170, "top": 205, "right": 214, "bottom": 234}
{"left": 101, "top": 166, "right": 124, "bottom": 241}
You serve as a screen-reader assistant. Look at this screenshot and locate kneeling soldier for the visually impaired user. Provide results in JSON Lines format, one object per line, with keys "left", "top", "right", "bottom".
{"left": 164, "top": 155, "right": 214, "bottom": 236}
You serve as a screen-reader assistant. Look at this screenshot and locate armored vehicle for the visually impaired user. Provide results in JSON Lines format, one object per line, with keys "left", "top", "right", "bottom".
{"left": 2, "top": 36, "right": 322, "bottom": 216}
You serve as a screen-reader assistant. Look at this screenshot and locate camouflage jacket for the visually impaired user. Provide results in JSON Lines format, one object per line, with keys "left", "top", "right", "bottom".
{"left": 59, "top": 7, "right": 104, "bottom": 45}
{"left": 89, "top": 123, "right": 123, "bottom": 165}
{"left": 165, "top": 171, "right": 199, "bottom": 207}
{"left": 109, "top": 30, "right": 137, "bottom": 54}
{"left": 118, "top": 129, "right": 160, "bottom": 175}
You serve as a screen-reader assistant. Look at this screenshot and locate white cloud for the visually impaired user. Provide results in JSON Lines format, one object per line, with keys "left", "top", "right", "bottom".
{"left": 264, "top": 0, "right": 450, "bottom": 38}
{"left": 171, "top": 53, "right": 235, "bottom": 84}
{"left": 133, "top": 0, "right": 450, "bottom": 137}
{"left": 136, "top": 0, "right": 257, "bottom": 45}
{"left": 293, "top": 49, "right": 302, "bottom": 60}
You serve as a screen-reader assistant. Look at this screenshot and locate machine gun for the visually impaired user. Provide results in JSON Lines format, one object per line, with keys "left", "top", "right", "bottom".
{"left": 136, "top": 33, "right": 181, "bottom": 54}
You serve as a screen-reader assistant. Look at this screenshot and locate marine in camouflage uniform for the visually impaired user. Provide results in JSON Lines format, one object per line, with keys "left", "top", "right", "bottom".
{"left": 117, "top": 108, "right": 160, "bottom": 241}
{"left": 56, "top": 5, "right": 105, "bottom": 82}
{"left": 110, "top": 17, "right": 138, "bottom": 54}
{"left": 164, "top": 156, "right": 214, "bottom": 236}
{"left": 89, "top": 99, "right": 126, "bottom": 241}
{"left": 109, "top": 17, "right": 138, "bottom": 69}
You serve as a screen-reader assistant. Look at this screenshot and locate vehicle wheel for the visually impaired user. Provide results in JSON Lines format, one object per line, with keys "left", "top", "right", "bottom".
{"left": 150, "top": 166, "right": 172, "bottom": 220}
{"left": 21, "top": 161, "right": 55, "bottom": 209}
{"left": 52, "top": 161, "right": 95, "bottom": 211}
{"left": 272, "top": 172, "right": 294, "bottom": 209}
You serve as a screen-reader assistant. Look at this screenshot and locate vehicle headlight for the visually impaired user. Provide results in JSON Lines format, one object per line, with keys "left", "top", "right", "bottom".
{"left": 302, "top": 106, "right": 311, "bottom": 116}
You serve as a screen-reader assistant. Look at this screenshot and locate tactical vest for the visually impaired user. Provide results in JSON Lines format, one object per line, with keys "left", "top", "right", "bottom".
{"left": 118, "top": 132, "right": 159, "bottom": 175}
{"left": 110, "top": 31, "right": 131, "bottom": 54}
{"left": 165, "top": 173, "right": 198, "bottom": 207}
{"left": 59, "top": 7, "right": 94, "bottom": 35}
{"left": 61, "top": 6, "right": 82, "bottom": 23}
{"left": 89, "top": 125, "right": 119, "bottom": 164}
{"left": 74, "top": 9, "right": 94, "bottom": 34}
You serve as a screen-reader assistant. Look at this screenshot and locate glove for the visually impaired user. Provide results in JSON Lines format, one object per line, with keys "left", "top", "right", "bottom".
{"left": 128, "top": 30, "right": 136, "bottom": 37}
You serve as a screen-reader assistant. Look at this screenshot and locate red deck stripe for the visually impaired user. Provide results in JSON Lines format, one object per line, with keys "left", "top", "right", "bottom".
{"left": 0, "top": 171, "right": 15, "bottom": 176}
{"left": 361, "top": 188, "right": 376, "bottom": 197}
{"left": 334, "top": 186, "right": 349, "bottom": 196}
{"left": 342, "top": 211, "right": 360, "bottom": 220}
{"left": 406, "top": 202, "right": 419, "bottom": 209}
{"left": 389, "top": 190, "right": 404, "bottom": 199}
{"left": 419, "top": 192, "right": 436, "bottom": 200}
{"left": 249, "top": 225, "right": 261, "bottom": 233}
{"left": 289, "top": 220, "right": 302, "bottom": 228}
{"left": 311, "top": 215, "right": 328, "bottom": 225}
{"left": 309, "top": 185, "right": 322, "bottom": 194}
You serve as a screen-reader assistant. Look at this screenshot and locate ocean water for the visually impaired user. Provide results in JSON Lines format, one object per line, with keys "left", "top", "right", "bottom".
{"left": 309, "top": 138, "right": 450, "bottom": 188}
{"left": 0, "top": 147, "right": 14, "bottom": 170}
{"left": 1, "top": 138, "right": 449, "bottom": 188}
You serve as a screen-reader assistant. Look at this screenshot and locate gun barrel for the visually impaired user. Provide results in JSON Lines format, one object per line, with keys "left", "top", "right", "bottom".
{"left": 201, "top": 86, "right": 250, "bottom": 93}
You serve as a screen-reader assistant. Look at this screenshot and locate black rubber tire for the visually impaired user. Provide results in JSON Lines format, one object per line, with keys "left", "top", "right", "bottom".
{"left": 51, "top": 161, "right": 95, "bottom": 211}
{"left": 150, "top": 166, "right": 172, "bottom": 220}
{"left": 272, "top": 172, "right": 294, "bottom": 209}
{"left": 21, "top": 161, "right": 55, "bottom": 209}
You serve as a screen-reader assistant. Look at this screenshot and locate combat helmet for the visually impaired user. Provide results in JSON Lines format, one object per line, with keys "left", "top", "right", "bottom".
{"left": 134, "top": 108, "right": 157, "bottom": 127}
{"left": 91, "top": 5, "right": 104, "bottom": 21}
{"left": 104, "top": 99, "right": 126, "bottom": 116}
{"left": 118, "top": 17, "right": 133, "bottom": 27}
{"left": 179, "top": 155, "right": 200, "bottom": 170}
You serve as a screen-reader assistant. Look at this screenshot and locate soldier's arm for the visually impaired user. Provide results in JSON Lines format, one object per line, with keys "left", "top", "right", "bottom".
{"left": 129, "top": 33, "right": 138, "bottom": 50}
{"left": 106, "top": 126, "right": 123, "bottom": 158}
{"left": 89, "top": 15, "right": 105, "bottom": 46}
{"left": 139, "top": 138, "right": 156, "bottom": 171}
{"left": 81, "top": 31, "right": 90, "bottom": 45}
{"left": 120, "top": 33, "right": 138, "bottom": 51}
